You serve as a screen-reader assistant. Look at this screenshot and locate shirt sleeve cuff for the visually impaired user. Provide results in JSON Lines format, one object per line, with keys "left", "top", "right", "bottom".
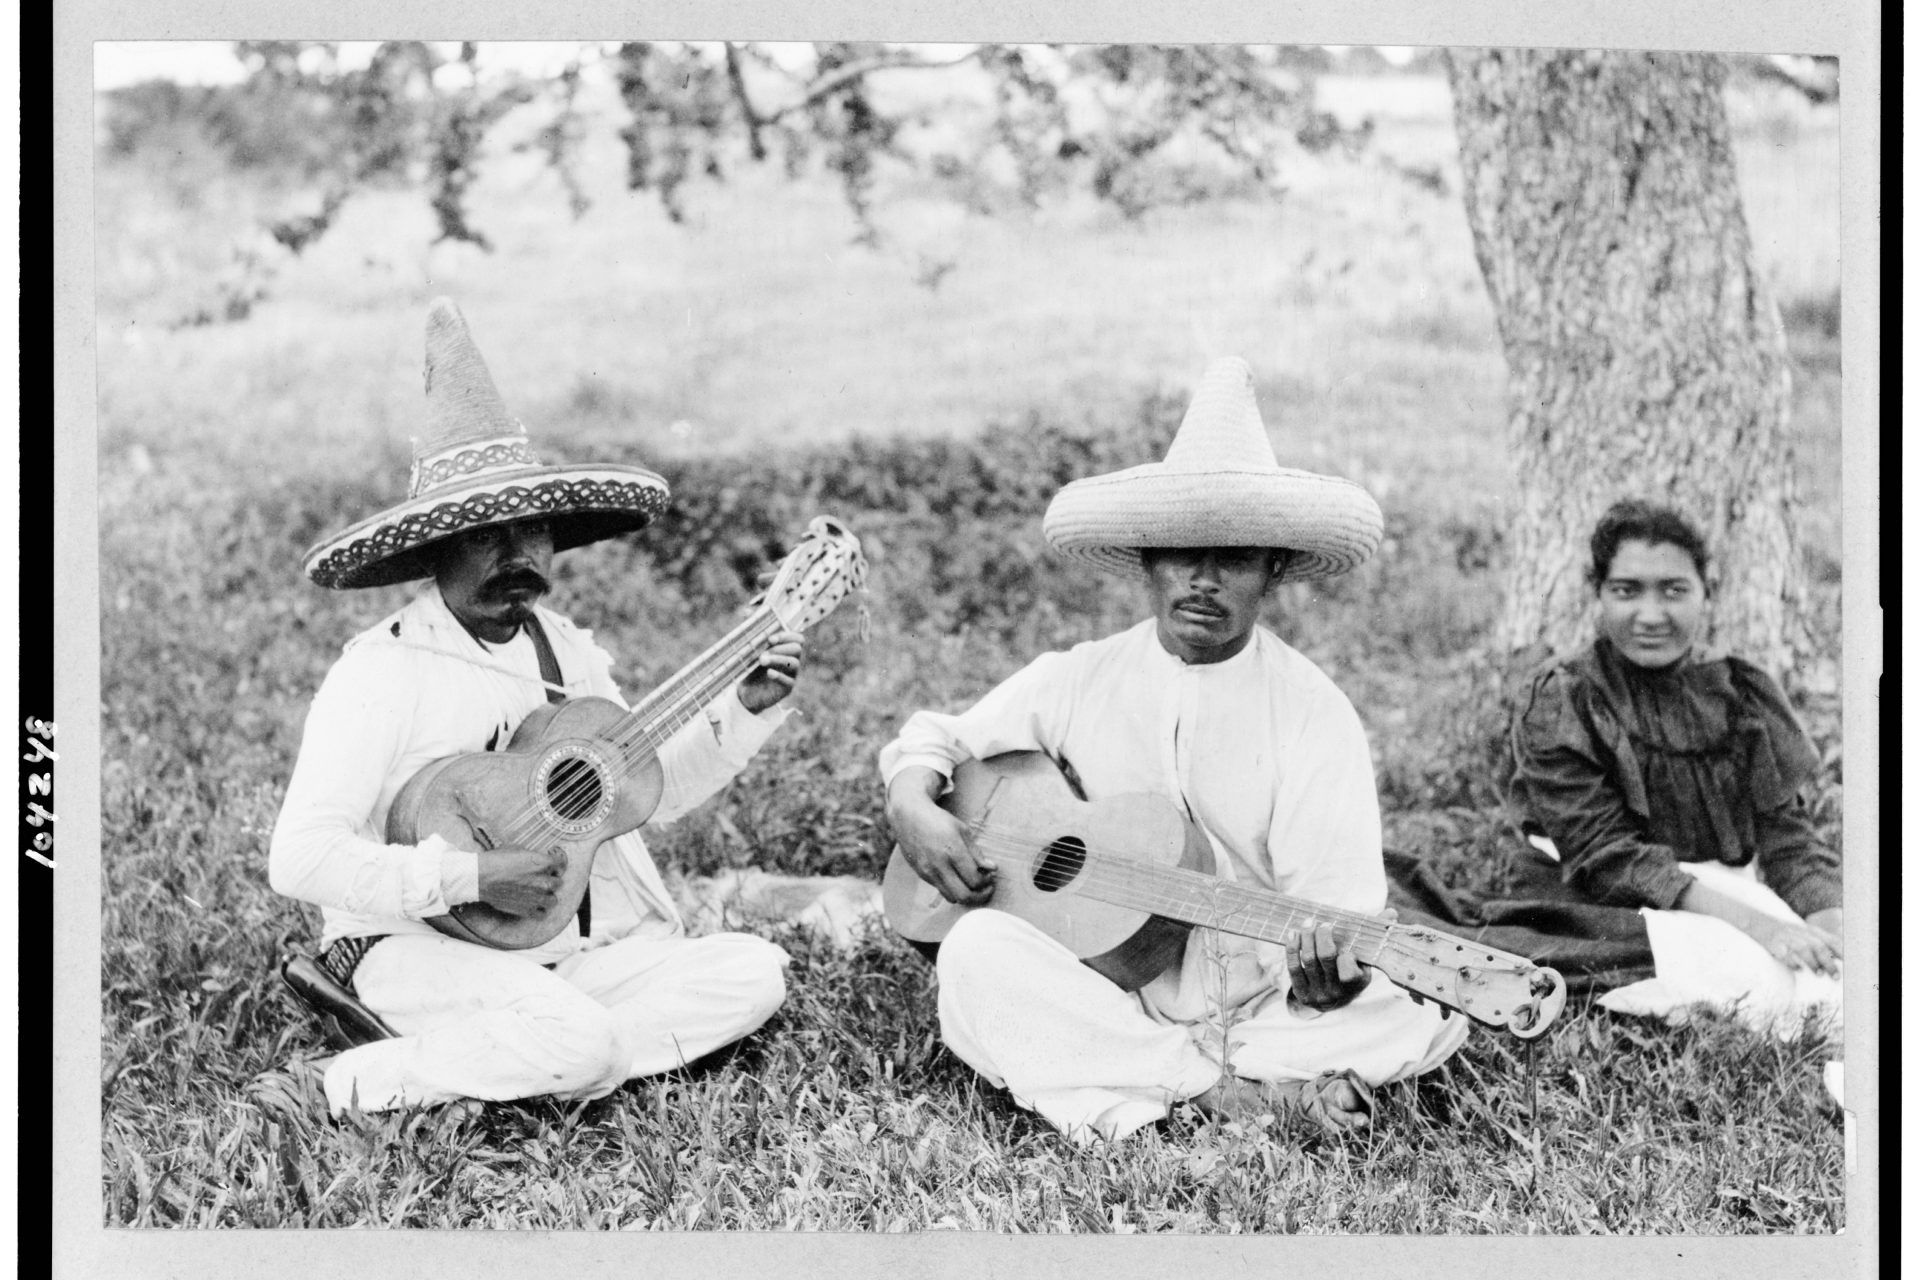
{"left": 880, "top": 752, "right": 956, "bottom": 792}
{"left": 436, "top": 838, "right": 481, "bottom": 907}
{"left": 1637, "top": 861, "right": 1697, "bottom": 911}
{"left": 1785, "top": 880, "right": 1844, "bottom": 919}
{"left": 706, "top": 690, "right": 790, "bottom": 761}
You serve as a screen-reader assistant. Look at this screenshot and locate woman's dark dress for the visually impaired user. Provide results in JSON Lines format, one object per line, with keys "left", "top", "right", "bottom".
{"left": 1385, "top": 638, "right": 1839, "bottom": 991}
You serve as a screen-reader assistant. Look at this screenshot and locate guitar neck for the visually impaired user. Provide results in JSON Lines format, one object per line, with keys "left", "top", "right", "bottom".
{"left": 610, "top": 609, "right": 782, "bottom": 755}
{"left": 999, "top": 830, "right": 1564, "bottom": 1038}
{"left": 1023, "top": 841, "right": 1393, "bottom": 962}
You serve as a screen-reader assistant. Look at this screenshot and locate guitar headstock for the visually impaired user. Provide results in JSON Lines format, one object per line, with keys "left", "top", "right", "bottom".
{"left": 755, "top": 516, "right": 868, "bottom": 632}
{"left": 1375, "top": 923, "right": 1568, "bottom": 1040}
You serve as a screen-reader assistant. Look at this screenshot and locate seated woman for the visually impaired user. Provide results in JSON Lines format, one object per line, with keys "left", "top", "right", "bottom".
{"left": 1505, "top": 499, "right": 1841, "bottom": 1035}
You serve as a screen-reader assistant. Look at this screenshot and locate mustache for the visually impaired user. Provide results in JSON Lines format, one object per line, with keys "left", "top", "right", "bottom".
{"left": 481, "top": 567, "right": 552, "bottom": 599}
{"left": 1173, "top": 595, "right": 1226, "bottom": 617}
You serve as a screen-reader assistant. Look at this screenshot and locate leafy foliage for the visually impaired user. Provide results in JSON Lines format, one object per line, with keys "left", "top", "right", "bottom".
{"left": 98, "top": 41, "right": 1379, "bottom": 318}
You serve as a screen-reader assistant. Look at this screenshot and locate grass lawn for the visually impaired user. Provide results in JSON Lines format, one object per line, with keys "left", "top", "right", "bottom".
{"left": 94, "top": 64, "right": 1848, "bottom": 1232}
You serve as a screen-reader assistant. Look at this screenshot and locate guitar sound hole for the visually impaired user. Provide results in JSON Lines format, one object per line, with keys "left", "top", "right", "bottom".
{"left": 1032, "top": 837, "right": 1087, "bottom": 893}
{"left": 547, "top": 758, "right": 604, "bottom": 821}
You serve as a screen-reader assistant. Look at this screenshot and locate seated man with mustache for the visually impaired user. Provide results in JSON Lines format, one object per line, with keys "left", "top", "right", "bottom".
{"left": 881, "top": 359, "right": 1468, "bottom": 1142}
{"left": 263, "top": 298, "right": 804, "bottom": 1117}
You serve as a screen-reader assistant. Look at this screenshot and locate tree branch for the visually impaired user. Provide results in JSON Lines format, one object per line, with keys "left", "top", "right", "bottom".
{"left": 723, "top": 42, "right": 767, "bottom": 161}
{"left": 762, "top": 48, "right": 985, "bottom": 124}
{"left": 1746, "top": 55, "right": 1838, "bottom": 105}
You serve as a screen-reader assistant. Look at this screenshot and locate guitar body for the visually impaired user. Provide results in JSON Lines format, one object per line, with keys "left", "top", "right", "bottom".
{"left": 882, "top": 752, "right": 1212, "bottom": 990}
{"left": 387, "top": 696, "right": 665, "bottom": 950}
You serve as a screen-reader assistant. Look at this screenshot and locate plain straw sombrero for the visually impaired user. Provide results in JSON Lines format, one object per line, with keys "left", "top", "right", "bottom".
{"left": 1042, "top": 357, "right": 1383, "bottom": 583}
{"left": 302, "top": 298, "right": 671, "bottom": 590}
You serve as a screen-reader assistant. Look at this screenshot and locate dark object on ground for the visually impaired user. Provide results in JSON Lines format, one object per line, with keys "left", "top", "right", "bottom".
{"left": 1384, "top": 846, "right": 1656, "bottom": 994}
{"left": 280, "top": 952, "right": 397, "bottom": 1049}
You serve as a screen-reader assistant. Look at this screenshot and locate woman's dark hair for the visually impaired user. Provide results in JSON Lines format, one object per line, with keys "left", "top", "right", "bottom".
{"left": 1586, "top": 500, "right": 1711, "bottom": 591}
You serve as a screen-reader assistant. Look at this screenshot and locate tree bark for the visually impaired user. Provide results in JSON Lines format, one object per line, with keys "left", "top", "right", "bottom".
{"left": 1446, "top": 49, "right": 1804, "bottom": 678}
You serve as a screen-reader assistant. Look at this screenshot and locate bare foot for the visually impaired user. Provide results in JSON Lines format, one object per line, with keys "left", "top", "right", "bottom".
{"left": 1193, "top": 1075, "right": 1268, "bottom": 1122}
{"left": 1275, "top": 1071, "right": 1374, "bottom": 1131}
{"left": 1194, "top": 1070, "right": 1374, "bottom": 1132}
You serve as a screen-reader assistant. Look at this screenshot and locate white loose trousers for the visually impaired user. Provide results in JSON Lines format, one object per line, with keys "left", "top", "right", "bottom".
{"left": 323, "top": 931, "right": 789, "bottom": 1115}
{"left": 936, "top": 909, "right": 1469, "bottom": 1142}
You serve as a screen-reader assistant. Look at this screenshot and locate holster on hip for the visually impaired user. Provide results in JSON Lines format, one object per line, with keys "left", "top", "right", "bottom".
{"left": 279, "top": 952, "right": 397, "bottom": 1049}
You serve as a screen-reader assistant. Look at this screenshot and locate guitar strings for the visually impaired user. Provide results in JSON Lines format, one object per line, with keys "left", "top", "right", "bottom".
{"left": 959, "top": 826, "right": 1396, "bottom": 960}
{"left": 497, "top": 541, "right": 852, "bottom": 849}
{"left": 503, "top": 536, "right": 856, "bottom": 845}
{"left": 549, "top": 543, "right": 858, "bottom": 829}
{"left": 960, "top": 824, "right": 1553, "bottom": 1004}
{"left": 961, "top": 824, "right": 1387, "bottom": 933}
{"left": 498, "top": 615, "right": 765, "bottom": 845}
{"left": 496, "top": 608, "right": 785, "bottom": 849}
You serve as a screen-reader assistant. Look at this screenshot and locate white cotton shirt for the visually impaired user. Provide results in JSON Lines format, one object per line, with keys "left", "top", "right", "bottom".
{"left": 270, "top": 587, "right": 789, "bottom": 967}
{"left": 879, "top": 617, "right": 1386, "bottom": 1026}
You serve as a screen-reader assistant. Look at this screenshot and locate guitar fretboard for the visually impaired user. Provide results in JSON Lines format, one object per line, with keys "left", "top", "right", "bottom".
{"left": 612, "top": 609, "right": 784, "bottom": 757}
{"left": 971, "top": 823, "right": 1393, "bottom": 963}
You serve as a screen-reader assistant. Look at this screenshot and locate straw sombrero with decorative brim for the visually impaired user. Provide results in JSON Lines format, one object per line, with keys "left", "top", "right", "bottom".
{"left": 302, "top": 298, "right": 672, "bottom": 590}
{"left": 1042, "top": 357, "right": 1383, "bottom": 583}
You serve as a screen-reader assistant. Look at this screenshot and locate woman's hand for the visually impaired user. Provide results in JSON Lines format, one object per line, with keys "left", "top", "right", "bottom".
{"left": 1746, "top": 913, "right": 1843, "bottom": 978}
{"left": 1679, "top": 879, "right": 1843, "bottom": 978}
{"left": 1804, "top": 907, "right": 1843, "bottom": 949}
{"left": 738, "top": 629, "right": 806, "bottom": 714}
{"left": 887, "top": 766, "right": 996, "bottom": 906}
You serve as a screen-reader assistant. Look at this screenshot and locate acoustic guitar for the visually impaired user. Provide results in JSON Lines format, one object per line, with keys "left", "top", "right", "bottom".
{"left": 883, "top": 751, "right": 1567, "bottom": 1039}
{"left": 388, "top": 516, "right": 867, "bottom": 950}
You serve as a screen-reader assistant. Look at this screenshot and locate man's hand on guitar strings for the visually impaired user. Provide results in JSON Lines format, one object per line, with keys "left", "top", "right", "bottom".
{"left": 477, "top": 846, "right": 568, "bottom": 918}
{"left": 887, "top": 766, "right": 998, "bottom": 907}
{"left": 738, "top": 629, "right": 807, "bottom": 715}
{"left": 1281, "top": 919, "right": 1374, "bottom": 1012}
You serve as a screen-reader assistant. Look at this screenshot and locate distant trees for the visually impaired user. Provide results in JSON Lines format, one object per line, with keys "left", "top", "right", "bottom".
{"left": 98, "top": 43, "right": 1371, "bottom": 256}
{"left": 101, "top": 42, "right": 1826, "bottom": 676}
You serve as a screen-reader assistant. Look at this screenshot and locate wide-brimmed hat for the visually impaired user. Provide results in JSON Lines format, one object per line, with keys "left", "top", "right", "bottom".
{"left": 1042, "top": 357, "right": 1382, "bottom": 583}
{"left": 302, "top": 298, "right": 671, "bottom": 589}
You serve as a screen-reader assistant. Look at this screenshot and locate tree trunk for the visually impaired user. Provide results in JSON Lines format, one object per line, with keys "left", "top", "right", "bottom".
{"left": 1445, "top": 49, "right": 1804, "bottom": 679}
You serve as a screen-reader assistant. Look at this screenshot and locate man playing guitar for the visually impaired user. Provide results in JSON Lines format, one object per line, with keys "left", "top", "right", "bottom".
{"left": 263, "top": 298, "right": 805, "bottom": 1118}
{"left": 882, "top": 358, "right": 1470, "bottom": 1141}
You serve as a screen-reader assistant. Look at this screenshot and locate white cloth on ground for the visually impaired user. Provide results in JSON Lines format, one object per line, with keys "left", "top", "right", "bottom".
{"left": 324, "top": 931, "right": 788, "bottom": 1114}
{"left": 1598, "top": 859, "right": 1843, "bottom": 1040}
{"left": 880, "top": 619, "right": 1468, "bottom": 1139}
{"left": 674, "top": 869, "right": 885, "bottom": 949}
